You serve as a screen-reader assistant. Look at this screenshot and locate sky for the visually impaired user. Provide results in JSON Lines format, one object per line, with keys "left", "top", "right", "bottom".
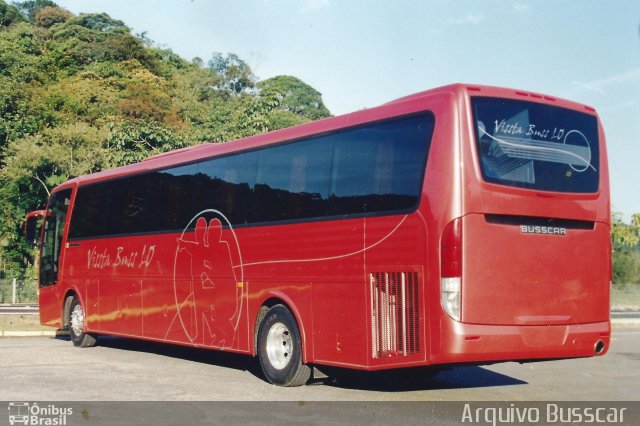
{"left": 53, "top": 0, "right": 640, "bottom": 220}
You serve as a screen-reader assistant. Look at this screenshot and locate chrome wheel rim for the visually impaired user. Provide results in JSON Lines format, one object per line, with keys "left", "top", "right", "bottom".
{"left": 70, "top": 304, "right": 84, "bottom": 337}
{"left": 266, "top": 322, "right": 293, "bottom": 370}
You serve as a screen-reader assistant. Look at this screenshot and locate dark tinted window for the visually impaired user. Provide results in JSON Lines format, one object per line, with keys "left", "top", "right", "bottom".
{"left": 155, "top": 164, "right": 199, "bottom": 231}
{"left": 195, "top": 152, "right": 257, "bottom": 224}
{"left": 69, "top": 112, "right": 434, "bottom": 239}
{"left": 329, "top": 115, "right": 432, "bottom": 215}
{"left": 110, "top": 174, "right": 153, "bottom": 234}
{"left": 472, "top": 97, "right": 599, "bottom": 193}
{"left": 69, "top": 167, "right": 199, "bottom": 238}
{"left": 253, "top": 137, "right": 332, "bottom": 222}
{"left": 68, "top": 182, "right": 111, "bottom": 238}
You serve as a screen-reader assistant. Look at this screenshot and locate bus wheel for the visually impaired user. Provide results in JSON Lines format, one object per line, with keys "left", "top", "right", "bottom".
{"left": 68, "top": 296, "right": 96, "bottom": 348}
{"left": 257, "top": 304, "right": 310, "bottom": 386}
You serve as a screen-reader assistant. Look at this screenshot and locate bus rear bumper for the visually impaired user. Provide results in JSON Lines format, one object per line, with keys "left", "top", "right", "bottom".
{"left": 431, "top": 320, "right": 611, "bottom": 365}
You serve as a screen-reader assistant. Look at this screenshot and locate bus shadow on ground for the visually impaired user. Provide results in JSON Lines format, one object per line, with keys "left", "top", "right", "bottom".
{"left": 55, "top": 335, "right": 526, "bottom": 392}
{"left": 315, "top": 365, "right": 527, "bottom": 392}
{"left": 55, "top": 334, "right": 264, "bottom": 378}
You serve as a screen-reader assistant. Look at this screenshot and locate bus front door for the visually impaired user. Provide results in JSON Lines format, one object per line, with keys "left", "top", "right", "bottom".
{"left": 38, "top": 188, "right": 73, "bottom": 327}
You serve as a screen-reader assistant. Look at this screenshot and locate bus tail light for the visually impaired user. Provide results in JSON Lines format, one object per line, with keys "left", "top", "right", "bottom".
{"left": 441, "top": 277, "right": 461, "bottom": 321}
{"left": 441, "top": 218, "right": 462, "bottom": 321}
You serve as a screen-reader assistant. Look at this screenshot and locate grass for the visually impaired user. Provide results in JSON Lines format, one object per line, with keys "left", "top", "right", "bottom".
{"left": 0, "top": 314, "right": 51, "bottom": 331}
{"left": 611, "top": 284, "right": 640, "bottom": 310}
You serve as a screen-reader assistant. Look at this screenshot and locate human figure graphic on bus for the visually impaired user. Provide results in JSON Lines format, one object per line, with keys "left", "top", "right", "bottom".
{"left": 175, "top": 215, "right": 242, "bottom": 348}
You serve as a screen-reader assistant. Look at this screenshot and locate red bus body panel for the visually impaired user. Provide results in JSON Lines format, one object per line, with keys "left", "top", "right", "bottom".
{"left": 462, "top": 215, "right": 610, "bottom": 326}
{"left": 37, "top": 84, "right": 611, "bottom": 370}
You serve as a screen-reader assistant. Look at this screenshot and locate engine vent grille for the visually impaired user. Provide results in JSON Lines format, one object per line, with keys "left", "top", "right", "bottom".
{"left": 369, "top": 271, "right": 420, "bottom": 359}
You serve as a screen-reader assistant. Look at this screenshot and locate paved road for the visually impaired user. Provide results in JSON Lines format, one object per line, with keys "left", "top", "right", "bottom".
{"left": 1, "top": 332, "right": 638, "bottom": 425}
{"left": 0, "top": 330, "right": 638, "bottom": 402}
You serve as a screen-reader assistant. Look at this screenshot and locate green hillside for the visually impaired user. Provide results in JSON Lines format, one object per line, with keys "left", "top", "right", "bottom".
{"left": 0, "top": 0, "right": 330, "bottom": 277}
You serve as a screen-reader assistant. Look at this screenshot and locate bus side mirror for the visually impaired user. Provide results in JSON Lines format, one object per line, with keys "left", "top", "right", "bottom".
{"left": 24, "top": 210, "right": 46, "bottom": 247}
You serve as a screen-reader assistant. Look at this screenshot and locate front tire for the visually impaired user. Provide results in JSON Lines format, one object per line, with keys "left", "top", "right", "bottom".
{"left": 257, "top": 305, "right": 310, "bottom": 386}
{"left": 68, "top": 296, "right": 96, "bottom": 348}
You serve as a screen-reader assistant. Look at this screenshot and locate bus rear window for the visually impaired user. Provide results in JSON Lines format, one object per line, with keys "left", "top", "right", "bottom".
{"left": 472, "top": 97, "right": 599, "bottom": 193}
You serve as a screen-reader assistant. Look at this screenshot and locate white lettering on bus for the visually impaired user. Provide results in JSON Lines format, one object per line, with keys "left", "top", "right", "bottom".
{"left": 520, "top": 225, "right": 567, "bottom": 235}
{"left": 494, "top": 119, "right": 524, "bottom": 136}
{"left": 139, "top": 245, "right": 156, "bottom": 268}
{"left": 494, "top": 119, "right": 568, "bottom": 143}
{"left": 550, "top": 127, "right": 565, "bottom": 140}
{"left": 114, "top": 247, "right": 137, "bottom": 268}
{"left": 526, "top": 124, "right": 550, "bottom": 139}
{"left": 87, "top": 245, "right": 156, "bottom": 270}
{"left": 87, "top": 247, "right": 111, "bottom": 270}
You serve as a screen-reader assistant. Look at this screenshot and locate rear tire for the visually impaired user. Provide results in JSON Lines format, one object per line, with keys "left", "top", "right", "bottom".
{"left": 257, "top": 305, "right": 310, "bottom": 386}
{"left": 68, "top": 296, "right": 96, "bottom": 348}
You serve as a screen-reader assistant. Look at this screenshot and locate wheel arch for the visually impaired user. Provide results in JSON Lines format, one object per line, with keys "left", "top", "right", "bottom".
{"left": 253, "top": 292, "right": 311, "bottom": 363}
{"left": 60, "top": 286, "right": 82, "bottom": 331}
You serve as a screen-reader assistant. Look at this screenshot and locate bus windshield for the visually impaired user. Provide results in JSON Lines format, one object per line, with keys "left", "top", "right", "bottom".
{"left": 472, "top": 97, "right": 599, "bottom": 193}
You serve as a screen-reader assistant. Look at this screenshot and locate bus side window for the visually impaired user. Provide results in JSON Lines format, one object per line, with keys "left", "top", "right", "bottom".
{"left": 196, "top": 152, "right": 258, "bottom": 225}
{"left": 253, "top": 137, "right": 331, "bottom": 223}
{"left": 329, "top": 114, "right": 433, "bottom": 216}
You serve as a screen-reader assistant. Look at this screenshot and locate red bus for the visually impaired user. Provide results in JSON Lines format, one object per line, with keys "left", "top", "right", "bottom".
{"left": 25, "top": 84, "right": 610, "bottom": 386}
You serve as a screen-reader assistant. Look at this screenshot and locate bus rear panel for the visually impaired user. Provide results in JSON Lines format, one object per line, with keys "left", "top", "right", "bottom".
{"left": 432, "top": 87, "right": 609, "bottom": 365}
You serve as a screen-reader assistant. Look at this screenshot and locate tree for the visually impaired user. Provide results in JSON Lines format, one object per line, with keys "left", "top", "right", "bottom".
{"left": 12, "top": 0, "right": 56, "bottom": 22}
{"left": 611, "top": 212, "right": 640, "bottom": 285}
{"left": 47, "top": 13, "right": 160, "bottom": 76}
{"left": 64, "top": 12, "right": 127, "bottom": 33}
{"left": 34, "top": 5, "right": 71, "bottom": 28}
{"left": 0, "top": 0, "right": 24, "bottom": 26}
{"left": 208, "top": 52, "right": 255, "bottom": 96}
{"left": 612, "top": 212, "right": 640, "bottom": 249}
{"left": 613, "top": 249, "right": 640, "bottom": 285}
{"left": 258, "top": 75, "right": 331, "bottom": 121}
{"left": 106, "top": 119, "right": 187, "bottom": 166}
